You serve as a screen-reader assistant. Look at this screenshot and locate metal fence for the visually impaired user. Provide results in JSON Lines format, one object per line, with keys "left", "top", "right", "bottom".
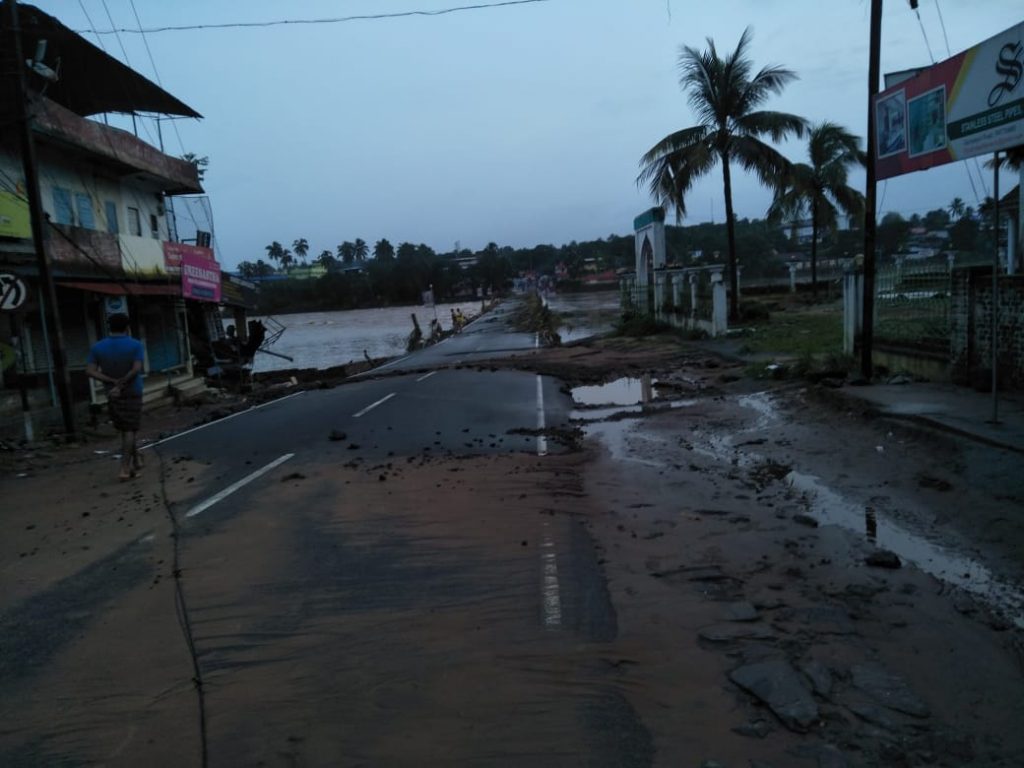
{"left": 874, "top": 260, "right": 951, "bottom": 352}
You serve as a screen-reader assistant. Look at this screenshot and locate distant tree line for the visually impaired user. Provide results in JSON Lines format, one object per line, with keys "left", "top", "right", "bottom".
{"left": 238, "top": 216, "right": 862, "bottom": 315}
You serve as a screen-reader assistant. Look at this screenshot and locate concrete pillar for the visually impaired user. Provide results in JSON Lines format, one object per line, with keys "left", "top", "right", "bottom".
{"left": 842, "top": 267, "right": 864, "bottom": 355}
{"left": 689, "top": 274, "right": 698, "bottom": 320}
{"left": 653, "top": 271, "right": 666, "bottom": 317}
{"left": 711, "top": 268, "right": 727, "bottom": 337}
{"left": 788, "top": 263, "right": 797, "bottom": 293}
{"left": 671, "top": 273, "right": 683, "bottom": 311}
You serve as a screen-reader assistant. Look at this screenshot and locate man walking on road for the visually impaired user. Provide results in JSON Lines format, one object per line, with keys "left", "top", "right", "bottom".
{"left": 86, "top": 313, "right": 145, "bottom": 481}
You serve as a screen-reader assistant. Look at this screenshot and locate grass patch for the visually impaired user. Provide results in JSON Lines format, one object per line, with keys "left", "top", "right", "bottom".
{"left": 735, "top": 301, "right": 842, "bottom": 357}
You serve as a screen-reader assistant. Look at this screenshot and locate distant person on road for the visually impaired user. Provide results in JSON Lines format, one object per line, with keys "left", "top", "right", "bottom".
{"left": 454, "top": 308, "right": 466, "bottom": 332}
{"left": 86, "top": 313, "right": 145, "bottom": 481}
{"left": 451, "top": 308, "right": 461, "bottom": 333}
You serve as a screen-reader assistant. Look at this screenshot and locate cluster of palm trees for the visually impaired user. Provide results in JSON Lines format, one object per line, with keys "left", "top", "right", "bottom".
{"left": 263, "top": 237, "right": 385, "bottom": 272}
{"left": 638, "top": 28, "right": 865, "bottom": 314}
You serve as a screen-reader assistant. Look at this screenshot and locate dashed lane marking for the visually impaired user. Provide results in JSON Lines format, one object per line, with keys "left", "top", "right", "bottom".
{"left": 184, "top": 453, "right": 295, "bottom": 519}
{"left": 416, "top": 370, "right": 438, "bottom": 382}
{"left": 353, "top": 392, "right": 396, "bottom": 418}
{"left": 540, "top": 524, "right": 562, "bottom": 628}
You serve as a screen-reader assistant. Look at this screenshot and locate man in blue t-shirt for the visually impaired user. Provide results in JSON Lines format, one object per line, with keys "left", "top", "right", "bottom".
{"left": 86, "top": 313, "right": 145, "bottom": 481}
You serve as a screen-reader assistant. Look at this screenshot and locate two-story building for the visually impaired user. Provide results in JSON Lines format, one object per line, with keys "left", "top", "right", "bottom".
{"left": 0, "top": 4, "right": 246, "bottom": 438}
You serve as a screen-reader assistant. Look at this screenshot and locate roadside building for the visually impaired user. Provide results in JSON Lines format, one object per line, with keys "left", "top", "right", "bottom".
{"left": 0, "top": 4, "right": 240, "bottom": 438}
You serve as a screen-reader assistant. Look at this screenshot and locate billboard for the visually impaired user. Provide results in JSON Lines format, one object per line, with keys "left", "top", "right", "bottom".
{"left": 875, "top": 20, "right": 1024, "bottom": 180}
{"left": 163, "top": 241, "right": 215, "bottom": 273}
{"left": 181, "top": 251, "right": 221, "bottom": 302}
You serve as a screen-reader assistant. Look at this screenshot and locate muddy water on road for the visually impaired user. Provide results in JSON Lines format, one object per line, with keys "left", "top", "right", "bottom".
{"left": 572, "top": 379, "right": 1024, "bottom": 765}
{"left": 576, "top": 386, "right": 1024, "bottom": 623}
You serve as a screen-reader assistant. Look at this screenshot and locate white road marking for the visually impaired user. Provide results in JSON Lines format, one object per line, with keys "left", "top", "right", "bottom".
{"left": 540, "top": 525, "right": 562, "bottom": 628}
{"left": 416, "top": 370, "right": 438, "bottom": 382}
{"left": 353, "top": 392, "right": 396, "bottom": 418}
{"left": 141, "top": 390, "right": 306, "bottom": 449}
{"left": 536, "top": 375, "right": 548, "bottom": 457}
{"left": 184, "top": 453, "right": 294, "bottom": 519}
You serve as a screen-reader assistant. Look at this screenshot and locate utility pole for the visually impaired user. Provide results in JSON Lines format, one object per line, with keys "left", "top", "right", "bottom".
{"left": 4, "top": 0, "right": 76, "bottom": 437}
{"left": 990, "top": 152, "right": 1000, "bottom": 423}
{"left": 861, "top": 0, "right": 883, "bottom": 381}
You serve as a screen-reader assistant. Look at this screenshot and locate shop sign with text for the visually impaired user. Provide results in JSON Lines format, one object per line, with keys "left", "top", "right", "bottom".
{"left": 181, "top": 252, "right": 221, "bottom": 302}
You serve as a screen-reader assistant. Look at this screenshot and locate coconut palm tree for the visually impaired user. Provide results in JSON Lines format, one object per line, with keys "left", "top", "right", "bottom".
{"left": 948, "top": 197, "right": 966, "bottom": 220}
{"left": 638, "top": 27, "right": 806, "bottom": 319}
{"left": 354, "top": 238, "right": 369, "bottom": 262}
{"left": 292, "top": 237, "right": 309, "bottom": 265}
{"left": 767, "top": 122, "right": 865, "bottom": 298}
{"left": 265, "top": 241, "right": 284, "bottom": 269}
{"left": 983, "top": 144, "right": 1023, "bottom": 172}
{"left": 316, "top": 249, "right": 336, "bottom": 270}
{"left": 279, "top": 247, "right": 294, "bottom": 272}
{"left": 374, "top": 238, "right": 395, "bottom": 262}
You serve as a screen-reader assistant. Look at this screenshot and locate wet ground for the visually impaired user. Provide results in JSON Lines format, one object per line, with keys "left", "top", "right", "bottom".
{"left": 2, "top": 325, "right": 1023, "bottom": 766}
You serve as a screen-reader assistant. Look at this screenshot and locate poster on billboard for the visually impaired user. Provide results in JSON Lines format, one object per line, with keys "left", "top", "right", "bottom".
{"left": 875, "top": 20, "right": 1024, "bottom": 180}
{"left": 181, "top": 251, "right": 221, "bottom": 302}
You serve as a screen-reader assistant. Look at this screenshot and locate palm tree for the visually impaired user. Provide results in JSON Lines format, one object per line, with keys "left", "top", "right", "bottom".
{"left": 337, "top": 241, "right": 356, "bottom": 265}
{"left": 984, "top": 144, "right": 1024, "bottom": 172}
{"left": 354, "top": 238, "right": 369, "bottom": 262}
{"left": 374, "top": 238, "right": 395, "bottom": 262}
{"left": 316, "top": 249, "right": 336, "bottom": 270}
{"left": 948, "top": 197, "right": 966, "bottom": 221}
{"left": 638, "top": 27, "right": 806, "bottom": 319}
{"left": 265, "top": 241, "right": 284, "bottom": 268}
{"left": 292, "top": 237, "right": 309, "bottom": 265}
{"left": 767, "top": 122, "right": 865, "bottom": 298}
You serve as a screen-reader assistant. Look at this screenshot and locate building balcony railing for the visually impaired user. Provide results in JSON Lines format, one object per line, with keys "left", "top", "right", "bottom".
{"left": 31, "top": 97, "right": 203, "bottom": 196}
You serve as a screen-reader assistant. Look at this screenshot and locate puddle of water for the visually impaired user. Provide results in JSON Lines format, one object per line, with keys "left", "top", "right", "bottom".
{"left": 690, "top": 391, "right": 1024, "bottom": 623}
{"left": 786, "top": 469, "right": 1024, "bottom": 622}
{"left": 572, "top": 376, "right": 656, "bottom": 407}
{"left": 571, "top": 405, "right": 643, "bottom": 422}
{"left": 580, "top": 418, "right": 668, "bottom": 468}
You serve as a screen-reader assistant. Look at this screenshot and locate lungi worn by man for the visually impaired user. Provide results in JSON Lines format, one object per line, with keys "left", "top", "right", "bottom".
{"left": 86, "top": 313, "right": 145, "bottom": 481}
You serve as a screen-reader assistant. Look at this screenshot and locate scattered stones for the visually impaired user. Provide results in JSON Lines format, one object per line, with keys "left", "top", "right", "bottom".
{"left": 864, "top": 550, "right": 901, "bottom": 569}
{"left": 281, "top": 472, "right": 306, "bottom": 482}
{"left": 729, "top": 659, "right": 819, "bottom": 733}
{"left": 724, "top": 601, "right": 759, "bottom": 622}
{"left": 793, "top": 514, "right": 819, "bottom": 528}
{"left": 850, "top": 662, "right": 930, "bottom": 718}
{"left": 732, "top": 719, "right": 772, "bottom": 739}
{"left": 327, "top": 430, "right": 347, "bottom": 442}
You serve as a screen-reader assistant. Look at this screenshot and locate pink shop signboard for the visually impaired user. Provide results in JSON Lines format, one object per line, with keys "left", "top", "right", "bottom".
{"left": 181, "top": 252, "right": 221, "bottom": 302}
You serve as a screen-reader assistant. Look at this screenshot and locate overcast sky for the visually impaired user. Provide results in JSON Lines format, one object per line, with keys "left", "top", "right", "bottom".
{"left": 33, "top": 0, "right": 1024, "bottom": 268}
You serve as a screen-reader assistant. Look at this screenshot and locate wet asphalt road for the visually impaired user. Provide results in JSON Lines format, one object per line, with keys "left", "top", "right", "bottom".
{"left": 0, "top": 298, "right": 653, "bottom": 766}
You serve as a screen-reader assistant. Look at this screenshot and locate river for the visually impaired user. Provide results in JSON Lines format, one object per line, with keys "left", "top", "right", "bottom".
{"left": 251, "top": 290, "right": 621, "bottom": 373}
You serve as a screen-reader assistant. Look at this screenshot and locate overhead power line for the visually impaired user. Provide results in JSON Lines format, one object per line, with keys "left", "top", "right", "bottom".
{"left": 76, "top": 0, "right": 552, "bottom": 35}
